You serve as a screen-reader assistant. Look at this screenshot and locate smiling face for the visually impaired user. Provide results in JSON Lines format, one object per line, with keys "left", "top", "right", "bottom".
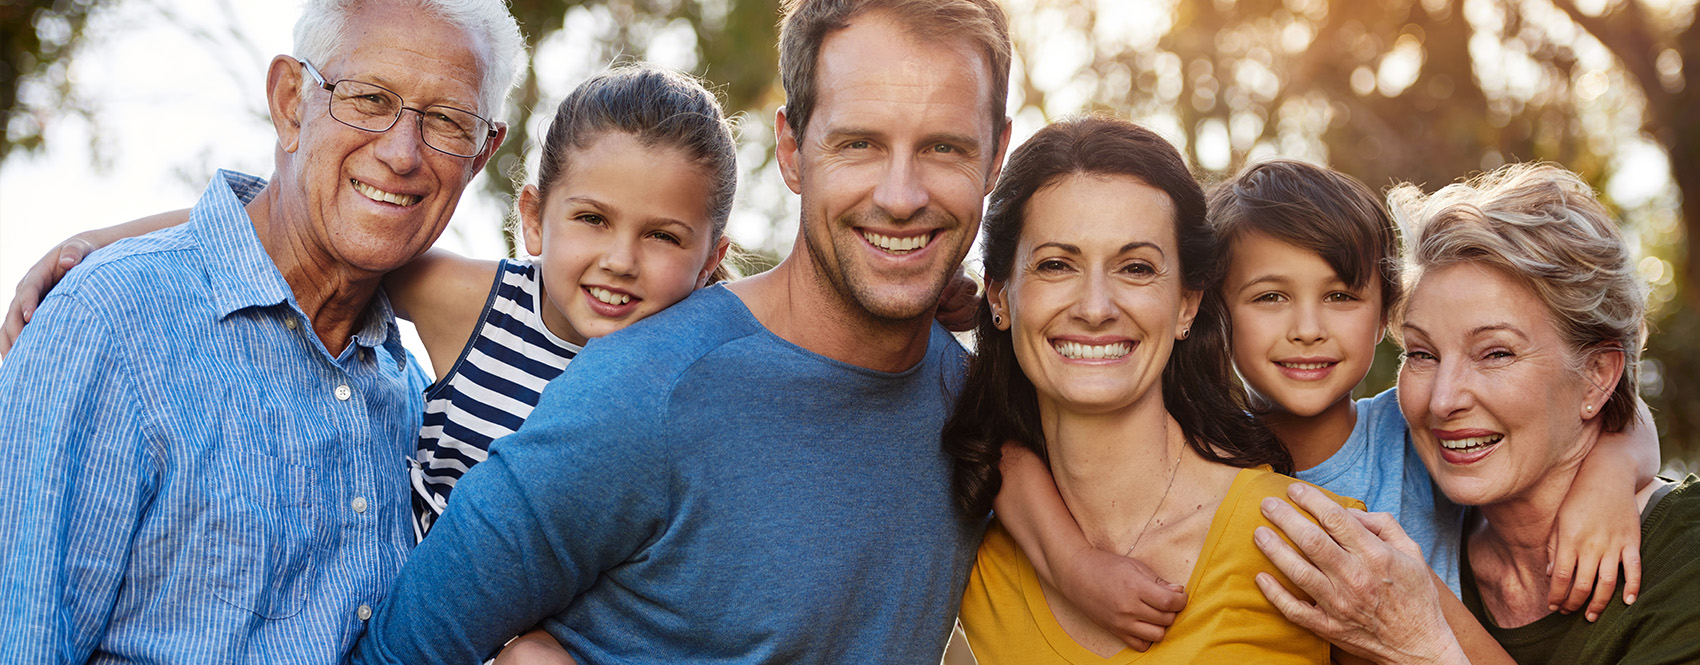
{"left": 1223, "top": 231, "right": 1384, "bottom": 417}
{"left": 988, "top": 174, "right": 1200, "bottom": 417}
{"left": 1397, "top": 263, "right": 1604, "bottom": 507}
{"left": 520, "top": 132, "right": 726, "bottom": 346}
{"left": 776, "top": 10, "right": 1008, "bottom": 324}
{"left": 280, "top": 0, "right": 499, "bottom": 278}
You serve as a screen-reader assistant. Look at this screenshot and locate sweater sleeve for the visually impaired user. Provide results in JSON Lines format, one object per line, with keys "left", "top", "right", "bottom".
{"left": 350, "top": 342, "right": 674, "bottom": 665}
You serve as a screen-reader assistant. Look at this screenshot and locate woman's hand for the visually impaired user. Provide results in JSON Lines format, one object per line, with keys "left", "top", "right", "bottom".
{"left": 1253, "top": 483, "right": 1466, "bottom": 665}
{"left": 2, "top": 236, "right": 94, "bottom": 354}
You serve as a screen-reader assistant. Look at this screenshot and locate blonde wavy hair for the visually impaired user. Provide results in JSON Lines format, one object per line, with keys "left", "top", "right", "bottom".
{"left": 1387, "top": 162, "right": 1648, "bottom": 432}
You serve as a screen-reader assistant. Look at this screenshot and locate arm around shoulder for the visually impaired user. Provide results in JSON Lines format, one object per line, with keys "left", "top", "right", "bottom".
{"left": 382, "top": 249, "right": 501, "bottom": 381}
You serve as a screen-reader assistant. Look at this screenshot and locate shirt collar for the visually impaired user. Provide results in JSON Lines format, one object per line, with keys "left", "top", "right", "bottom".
{"left": 192, "top": 170, "right": 293, "bottom": 319}
{"left": 191, "top": 170, "right": 405, "bottom": 361}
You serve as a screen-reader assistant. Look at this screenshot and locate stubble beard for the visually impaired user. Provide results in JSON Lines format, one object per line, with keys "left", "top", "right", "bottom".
{"left": 800, "top": 203, "right": 958, "bottom": 327}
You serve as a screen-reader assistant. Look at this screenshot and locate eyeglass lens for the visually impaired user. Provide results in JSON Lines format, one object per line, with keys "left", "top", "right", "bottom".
{"left": 328, "top": 80, "right": 487, "bottom": 157}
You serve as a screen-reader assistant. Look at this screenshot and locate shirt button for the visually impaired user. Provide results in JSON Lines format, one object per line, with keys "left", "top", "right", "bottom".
{"left": 284, "top": 317, "right": 298, "bottom": 330}
{"left": 357, "top": 604, "right": 372, "bottom": 621}
{"left": 335, "top": 384, "right": 352, "bottom": 401}
{"left": 352, "top": 496, "right": 368, "bottom": 513}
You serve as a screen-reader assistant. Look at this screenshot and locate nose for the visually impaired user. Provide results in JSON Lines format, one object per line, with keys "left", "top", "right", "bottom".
{"left": 1289, "top": 300, "right": 1325, "bottom": 344}
{"left": 1426, "top": 356, "right": 1475, "bottom": 420}
{"left": 871, "top": 152, "right": 930, "bottom": 221}
{"left": 372, "top": 109, "right": 427, "bottom": 174}
{"left": 1071, "top": 271, "right": 1117, "bottom": 327}
{"left": 597, "top": 232, "right": 638, "bottom": 277}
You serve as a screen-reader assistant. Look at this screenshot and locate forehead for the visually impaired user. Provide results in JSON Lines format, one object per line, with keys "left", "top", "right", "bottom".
{"left": 322, "top": 2, "right": 488, "bottom": 110}
{"left": 1406, "top": 263, "right": 1552, "bottom": 335}
{"left": 1227, "top": 231, "right": 1341, "bottom": 280}
{"left": 810, "top": 11, "right": 998, "bottom": 140}
{"left": 1022, "top": 175, "right": 1177, "bottom": 251}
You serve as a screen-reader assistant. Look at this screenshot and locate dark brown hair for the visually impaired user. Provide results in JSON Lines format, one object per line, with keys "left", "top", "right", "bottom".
{"left": 777, "top": 0, "right": 1011, "bottom": 140}
{"left": 531, "top": 64, "right": 740, "bottom": 281}
{"left": 943, "top": 116, "right": 1291, "bottom": 518}
{"left": 1208, "top": 159, "right": 1402, "bottom": 319}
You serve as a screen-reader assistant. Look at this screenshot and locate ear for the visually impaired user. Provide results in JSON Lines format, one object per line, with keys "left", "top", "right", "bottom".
{"left": 985, "top": 278, "right": 1011, "bottom": 330}
{"left": 983, "top": 116, "right": 1013, "bottom": 195}
{"left": 697, "top": 236, "right": 732, "bottom": 287}
{"left": 1176, "top": 289, "right": 1203, "bottom": 340}
{"left": 519, "top": 184, "right": 546, "bottom": 258}
{"left": 775, "top": 107, "right": 803, "bottom": 195}
{"left": 471, "top": 120, "right": 508, "bottom": 174}
{"left": 1580, "top": 344, "right": 1627, "bottom": 421}
{"left": 266, "top": 55, "right": 307, "bottom": 153}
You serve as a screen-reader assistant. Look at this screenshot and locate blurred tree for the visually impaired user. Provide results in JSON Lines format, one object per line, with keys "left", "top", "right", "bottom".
{"left": 2, "top": 0, "right": 107, "bottom": 161}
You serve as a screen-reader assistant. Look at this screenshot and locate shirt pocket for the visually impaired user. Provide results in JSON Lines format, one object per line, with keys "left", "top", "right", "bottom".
{"left": 205, "top": 450, "right": 321, "bottom": 620}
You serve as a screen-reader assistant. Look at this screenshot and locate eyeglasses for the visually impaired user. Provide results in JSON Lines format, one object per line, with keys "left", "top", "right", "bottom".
{"left": 298, "top": 58, "right": 496, "bottom": 158}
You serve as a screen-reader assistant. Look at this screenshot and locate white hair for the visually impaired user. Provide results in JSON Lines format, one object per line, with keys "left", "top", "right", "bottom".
{"left": 292, "top": 0, "right": 527, "bottom": 119}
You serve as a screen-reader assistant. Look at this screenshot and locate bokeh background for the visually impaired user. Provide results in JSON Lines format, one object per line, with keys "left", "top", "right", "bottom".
{"left": 2, "top": 0, "right": 1696, "bottom": 471}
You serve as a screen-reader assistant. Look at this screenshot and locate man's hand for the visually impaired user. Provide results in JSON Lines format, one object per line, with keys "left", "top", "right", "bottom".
{"left": 1253, "top": 483, "right": 1466, "bottom": 665}
{"left": 933, "top": 271, "right": 979, "bottom": 332}
{"left": 3, "top": 237, "right": 95, "bottom": 355}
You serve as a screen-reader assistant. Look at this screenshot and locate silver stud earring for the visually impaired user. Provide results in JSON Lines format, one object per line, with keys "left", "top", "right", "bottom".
{"left": 1181, "top": 327, "right": 1191, "bottom": 340}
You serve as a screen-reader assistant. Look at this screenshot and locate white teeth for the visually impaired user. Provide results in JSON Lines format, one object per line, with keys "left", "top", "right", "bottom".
{"left": 588, "top": 287, "right": 631, "bottom": 305}
{"left": 1278, "top": 361, "right": 1334, "bottom": 370}
{"left": 1052, "top": 341, "right": 1133, "bottom": 360}
{"left": 352, "top": 180, "right": 422, "bottom": 206}
{"left": 862, "top": 230, "right": 931, "bottom": 253}
{"left": 1441, "top": 434, "right": 1503, "bottom": 450}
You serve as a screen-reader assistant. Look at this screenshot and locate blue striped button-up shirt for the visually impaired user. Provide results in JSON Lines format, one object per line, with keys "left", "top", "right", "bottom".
{"left": 0, "top": 170, "right": 423, "bottom": 664}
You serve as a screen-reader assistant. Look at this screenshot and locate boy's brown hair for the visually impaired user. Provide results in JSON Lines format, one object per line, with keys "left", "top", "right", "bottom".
{"left": 1208, "top": 159, "right": 1402, "bottom": 318}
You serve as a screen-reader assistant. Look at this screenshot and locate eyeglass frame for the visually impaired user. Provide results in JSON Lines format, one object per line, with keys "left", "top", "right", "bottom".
{"left": 296, "top": 58, "right": 498, "bottom": 158}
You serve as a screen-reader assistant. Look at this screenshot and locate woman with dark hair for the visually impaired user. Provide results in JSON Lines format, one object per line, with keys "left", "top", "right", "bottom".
{"left": 947, "top": 115, "right": 1363, "bottom": 663}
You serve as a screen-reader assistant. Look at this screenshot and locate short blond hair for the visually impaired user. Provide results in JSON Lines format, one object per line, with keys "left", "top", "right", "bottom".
{"left": 1388, "top": 163, "right": 1647, "bottom": 431}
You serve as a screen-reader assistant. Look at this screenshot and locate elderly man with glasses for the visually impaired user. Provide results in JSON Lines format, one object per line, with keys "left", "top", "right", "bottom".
{"left": 0, "top": 1, "right": 522, "bottom": 662}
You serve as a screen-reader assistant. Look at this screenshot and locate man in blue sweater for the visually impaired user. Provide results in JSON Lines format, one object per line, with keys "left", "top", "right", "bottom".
{"left": 350, "top": 0, "right": 1014, "bottom": 662}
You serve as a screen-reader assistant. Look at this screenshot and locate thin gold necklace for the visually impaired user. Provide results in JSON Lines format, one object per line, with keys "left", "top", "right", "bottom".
{"left": 1124, "top": 434, "right": 1184, "bottom": 557}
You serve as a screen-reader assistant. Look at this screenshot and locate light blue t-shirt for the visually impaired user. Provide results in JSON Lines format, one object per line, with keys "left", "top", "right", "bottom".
{"left": 352, "top": 285, "right": 982, "bottom": 664}
{"left": 1295, "top": 387, "right": 1465, "bottom": 593}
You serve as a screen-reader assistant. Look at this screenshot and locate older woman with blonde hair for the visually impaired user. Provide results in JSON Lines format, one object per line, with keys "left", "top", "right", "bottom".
{"left": 1250, "top": 162, "right": 1697, "bottom": 665}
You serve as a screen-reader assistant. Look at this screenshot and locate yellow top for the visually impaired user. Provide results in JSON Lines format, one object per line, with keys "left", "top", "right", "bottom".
{"left": 960, "top": 467, "right": 1364, "bottom": 665}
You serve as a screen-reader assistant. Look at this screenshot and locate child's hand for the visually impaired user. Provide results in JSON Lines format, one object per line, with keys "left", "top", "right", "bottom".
{"left": 1055, "top": 544, "right": 1187, "bottom": 651}
{"left": 1546, "top": 485, "right": 1642, "bottom": 621}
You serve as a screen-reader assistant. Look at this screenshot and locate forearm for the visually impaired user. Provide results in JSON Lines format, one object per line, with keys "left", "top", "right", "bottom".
{"left": 1584, "top": 397, "right": 1660, "bottom": 490}
{"left": 1434, "top": 572, "right": 1512, "bottom": 665}
{"left": 78, "top": 210, "right": 190, "bottom": 249}
{"left": 992, "top": 441, "right": 1082, "bottom": 585}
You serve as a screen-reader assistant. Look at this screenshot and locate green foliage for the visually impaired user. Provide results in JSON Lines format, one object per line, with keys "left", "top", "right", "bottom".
{"left": 1, "top": 0, "right": 106, "bottom": 161}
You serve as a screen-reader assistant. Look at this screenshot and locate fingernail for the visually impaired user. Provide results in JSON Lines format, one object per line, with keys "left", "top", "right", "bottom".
{"left": 1625, "top": 593, "right": 1636, "bottom": 605}
{"left": 1260, "top": 497, "right": 1281, "bottom": 515}
{"left": 1546, "top": 562, "right": 1553, "bottom": 576}
{"left": 1288, "top": 483, "right": 1308, "bottom": 499}
{"left": 1548, "top": 604, "right": 1559, "bottom": 612}
{"left": 1169, "top": 583, "right": 1185, "bottom": 592}
{"left": 1587, "top": 612, "right": 1598, "bottom": 622}
{"left": 1254, "top": 526, "right": 1273, "bottom": 545}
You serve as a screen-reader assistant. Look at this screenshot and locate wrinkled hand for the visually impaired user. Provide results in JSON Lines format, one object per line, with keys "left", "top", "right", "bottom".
{"left": 1546, "top": 477, "right": 1642, "bottom": 621}
{"left": 1057, "top": 544, "right": 1187, "bottom": 651}
{"left": 2, "top": 236, "right": 93, "bottom": 354}
{"left": 1253, "top": 483, "right": 1465, "bottom": 665}
{"left": 933, "top": 271, "right": 980, "bottom": 332}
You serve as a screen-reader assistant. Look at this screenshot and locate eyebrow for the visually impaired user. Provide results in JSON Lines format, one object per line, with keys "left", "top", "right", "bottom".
{"left": 1034, "top": 241, "right": 1164, "bottom": 256}
{"left": 1400, "top": 322, "right": 1530, "bottom": 341}
{"left": 821, "top": 127, "right": 985, "bottom": 152}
